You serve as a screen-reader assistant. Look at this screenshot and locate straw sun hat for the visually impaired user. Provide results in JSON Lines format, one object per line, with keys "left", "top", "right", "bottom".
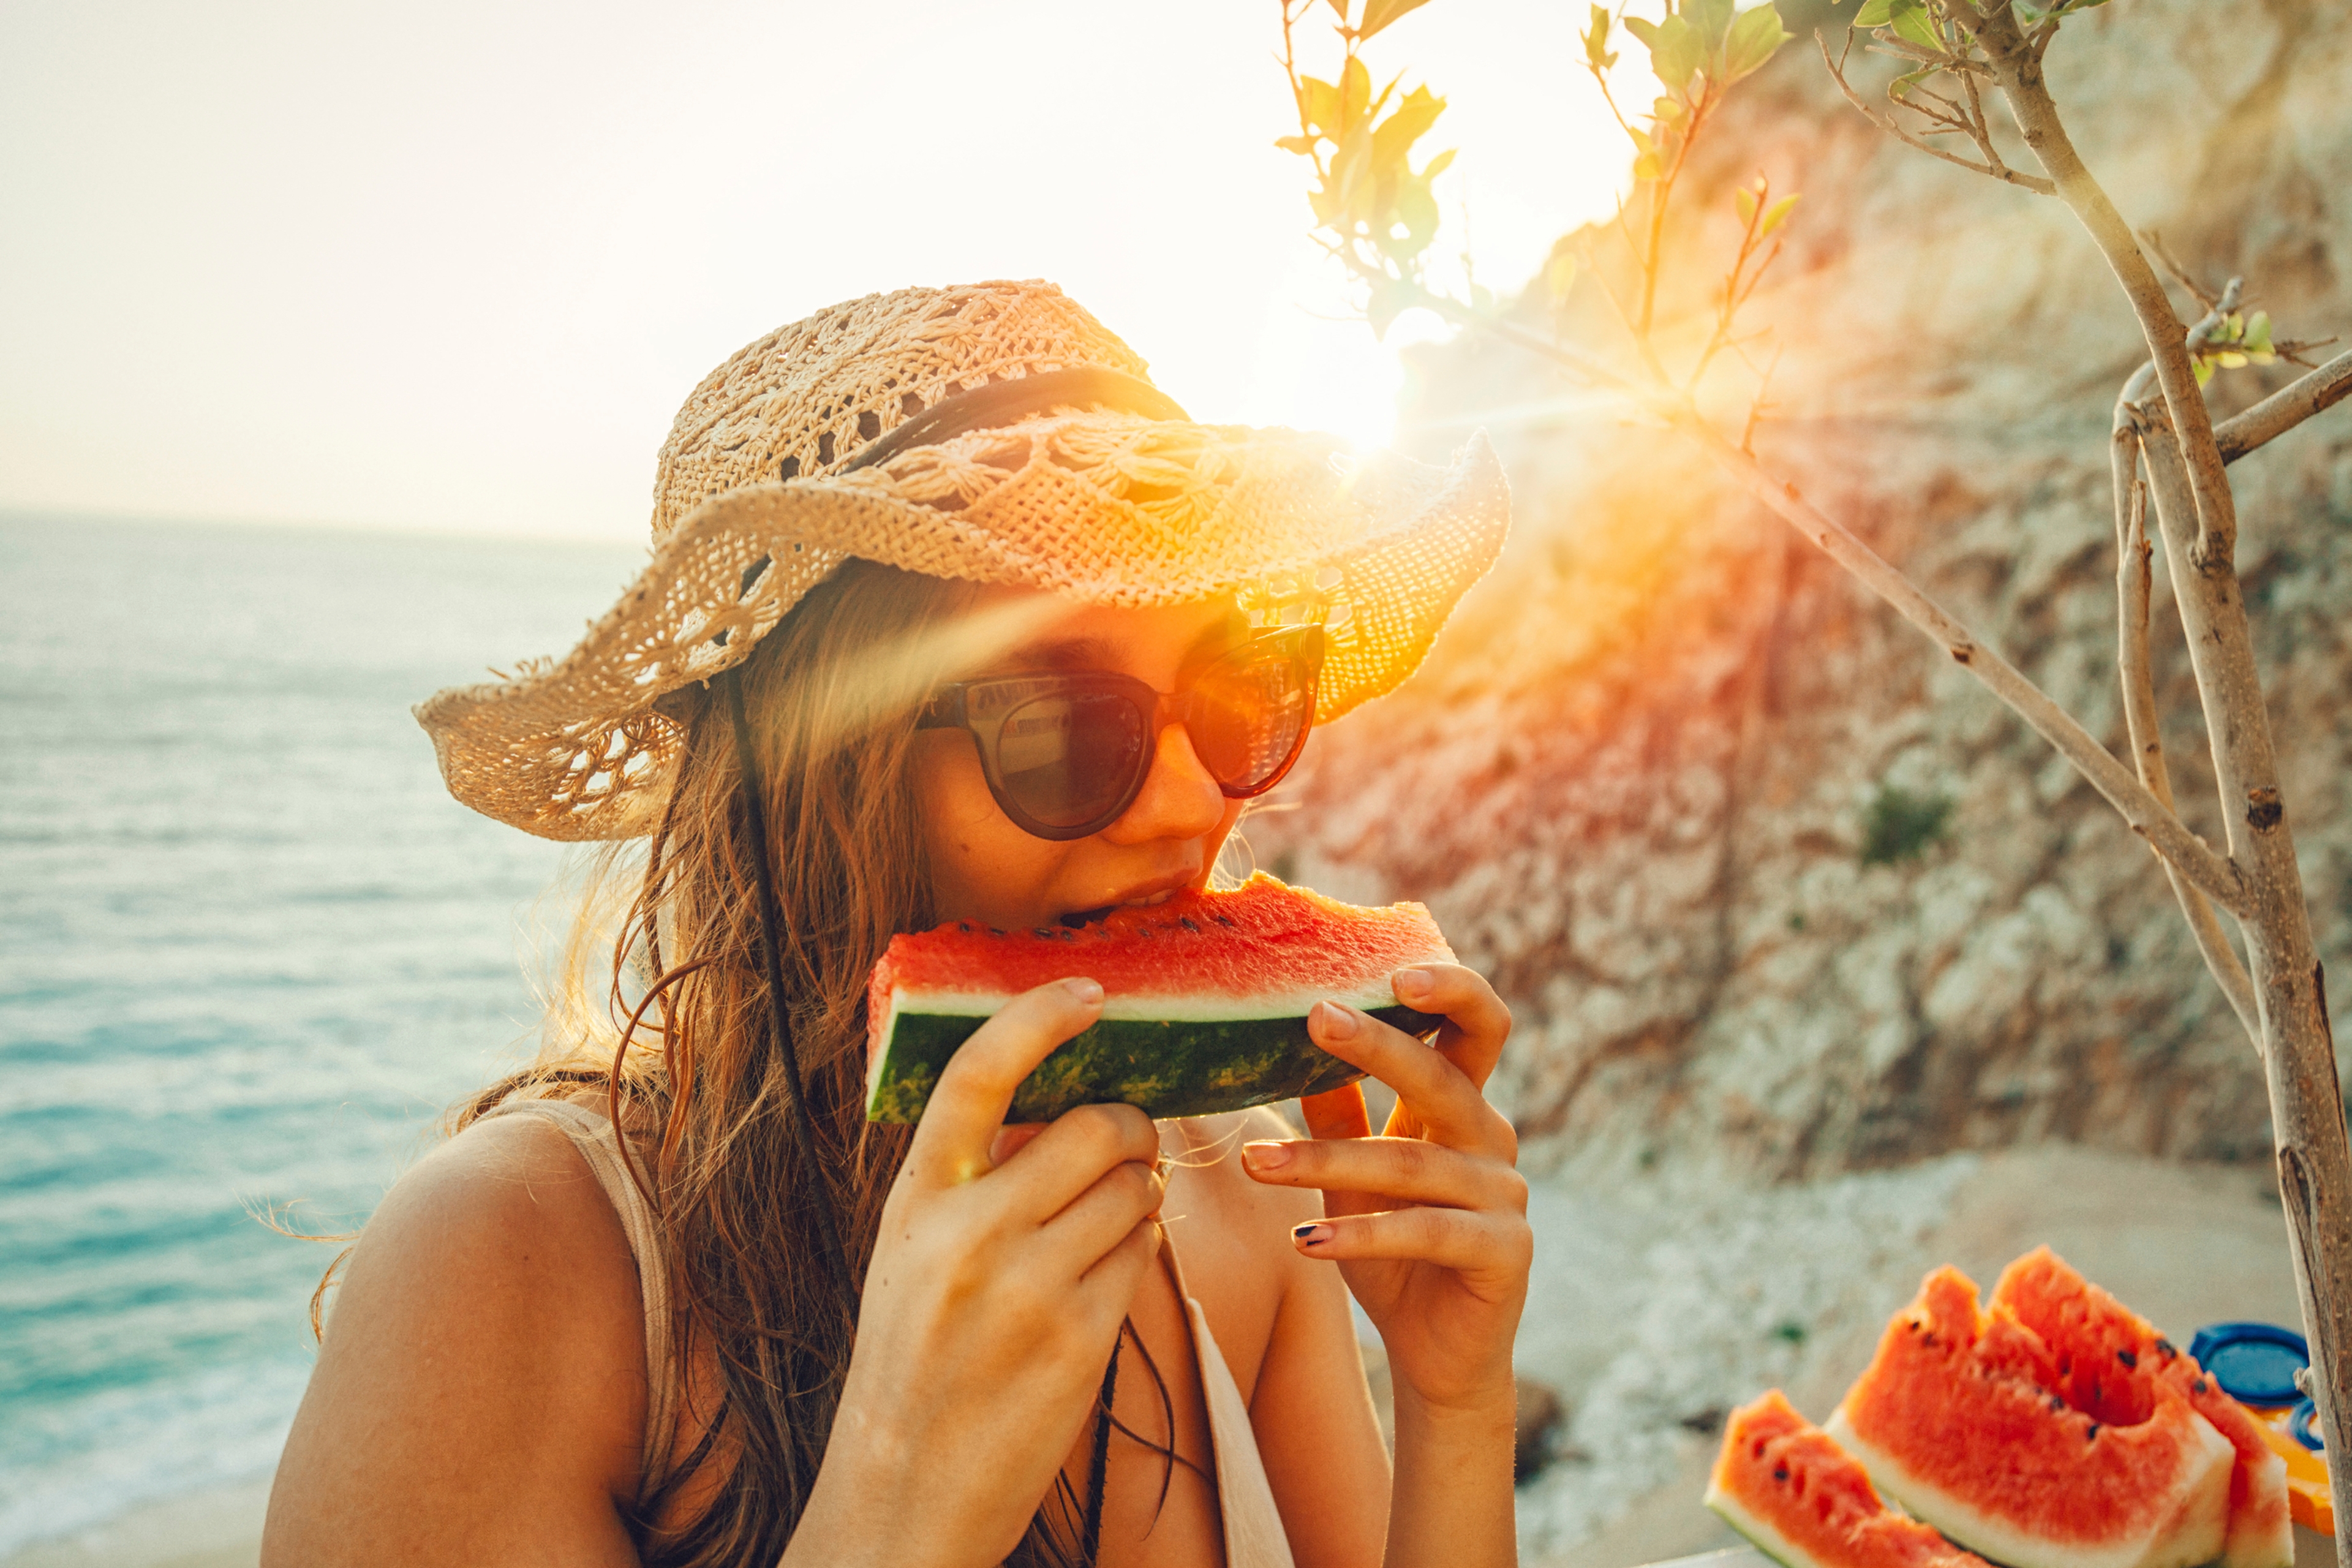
{"left": 417, "top": 281, "right": 1511, "bottom": 841}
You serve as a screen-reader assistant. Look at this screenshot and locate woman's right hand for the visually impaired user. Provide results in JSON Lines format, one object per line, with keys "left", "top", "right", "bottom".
{"left": 787, "top": 976, "right": 1163, "bottom": 1568}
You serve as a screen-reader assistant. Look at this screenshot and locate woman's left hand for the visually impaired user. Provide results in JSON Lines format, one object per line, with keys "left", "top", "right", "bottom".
{"left": 1241, "top": 963, "right": 1529, "bottom": 1414}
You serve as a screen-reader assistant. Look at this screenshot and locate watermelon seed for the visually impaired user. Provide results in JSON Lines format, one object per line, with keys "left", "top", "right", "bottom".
{"left": 957, "top": 921, "right": 973, "bottom": 933}
{"left": 1213, "top": 914, "right": 1236, "bottom": 926}
{"left": 2087, "top": 1423, "right": 2100, "bottom": 1441}
{"left": 2050, "top": 1395, "right": 2065, "bottom": 1412}
{"left": 1773, "top": 1466, "right": 1789, "bottom": 1483}
{"left": 1033, "top": 928, "right": 1055, "bottom": 938}
{"left": 1180, "top": 916, "right": 1200, "bottom": 932}
{"left": 2155, "top": 1338, "right": 2177, "bottom": 1359}
{"left": 2193, "top": 1376, "right": 2209, "bottom": 1394}
{"left": 987, "top": 927, "right": 1006, "bottom": 937}
{"left": 2117, "top": 1349, "right": 2137, "bottom": 1368}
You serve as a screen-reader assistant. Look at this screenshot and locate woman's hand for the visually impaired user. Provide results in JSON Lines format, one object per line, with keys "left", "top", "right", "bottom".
{"left": 1242, "top": 964, "right": 1529, "bottom": 1415}
{"left": 791, "top": 978, "right": 1163, "bottom": 1568}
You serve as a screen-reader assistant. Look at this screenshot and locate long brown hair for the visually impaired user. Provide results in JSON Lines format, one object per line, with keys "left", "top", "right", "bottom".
{"left": 450, "top": 559, "right": 1127, "bottom": 1566}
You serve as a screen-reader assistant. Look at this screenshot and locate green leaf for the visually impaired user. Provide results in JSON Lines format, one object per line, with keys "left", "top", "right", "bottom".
{"left": 1340, "top": 55, "right": 1372, "bottom": 127}
{"left": 1621, "top": 15, "right": 1661, "bottom": 48}
{"left": 1723, "top": 3, "right": 1792, "bottom": 83}
{"left": 1356, "top": 0, "right": 1436, "bottom": 42}
{"left": 1853, "top": 0, "right": 1895, "bottom": 25}
{"left": 1646, "top": 13, "right": 1705, "bottom": 95}
{"left": 1275, "top": 133, "right": 1319, "bottom": 155}
{"left": 1300, "top": 75, "right": 1341, "bottom": 135}
{"left": 1687, "top": 0, "right": 1737, "bottom": 53}
{"left": 2215, "top": 350, "right": 2249, "bottom": 369}
{"left": 1322, "top": 0, "right": 1352, "bottom": 19}
{"left": 1632, "top": 149, "right": 1665, "bottom": 180}
{"left": 1371, "top": 83, "right": 1447, "bottom": 167}
{"left": 1735, "top": 186, "right": 1758, "bottom": 225}
{"left": 1888, "top": 65, "right": 1937, "bottom": 100}
{"left": 1888, "top": 0, "right": 1941, "bottom": 51}
{"left": 2193, "top": 357, "right": 2216, "bottom": 387}
{"left": 1583, "top": 5, "right": 1618, "bottom": 70}
{"left": 1760, "top": 191, "right": 1801, "bottom": 235}
{"left": 2245, "top": 310, "right": 2274, "bottom": 355}
{"left": 1421, "top": 146, "right": 1457, "bottom": 180}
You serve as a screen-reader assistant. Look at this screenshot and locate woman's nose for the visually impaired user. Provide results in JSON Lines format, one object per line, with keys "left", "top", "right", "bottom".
{"left": 1102, "top": 721, "right": 1224, "bottom": 843}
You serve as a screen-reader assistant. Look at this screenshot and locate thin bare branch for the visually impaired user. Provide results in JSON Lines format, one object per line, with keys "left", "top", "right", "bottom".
{"left": 2216, "top": 349, "right": 2352, "bottom": 464}
{"left": 2140, "top": 228, "right": 2221, "bottom": 311}
{"left": 2109, "top": 417, "right": 2261, "bottom": 1046}
{"left": 1818, "top": 32, "right": 2056, "bottom": 195}
{"left": 1969, "top": 6, "right": 2239, "bottom": 570}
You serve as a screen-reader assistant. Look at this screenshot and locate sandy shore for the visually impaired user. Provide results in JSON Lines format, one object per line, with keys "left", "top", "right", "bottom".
{"left": 3, "top": 1143, "right": 2318, "bottom": 1568}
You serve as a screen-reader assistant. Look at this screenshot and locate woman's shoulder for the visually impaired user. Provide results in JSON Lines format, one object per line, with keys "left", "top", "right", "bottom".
{"left": 262, "top": 1104, "right": 647, "bottom": 1564}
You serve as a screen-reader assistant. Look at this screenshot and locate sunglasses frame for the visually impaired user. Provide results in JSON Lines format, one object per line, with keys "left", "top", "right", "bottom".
{"left": 914, "top": 625, "right": 1325, "bottom": 842}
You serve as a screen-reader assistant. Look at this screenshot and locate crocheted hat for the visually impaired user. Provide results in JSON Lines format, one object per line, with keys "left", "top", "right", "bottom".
{"left": 417, "top": 281, "right": 1510, "bottom": 840}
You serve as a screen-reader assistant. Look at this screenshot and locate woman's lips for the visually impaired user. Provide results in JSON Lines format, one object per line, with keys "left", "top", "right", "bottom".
{"left": 1058, "top": 875, "right": 1193, "bottom": 925}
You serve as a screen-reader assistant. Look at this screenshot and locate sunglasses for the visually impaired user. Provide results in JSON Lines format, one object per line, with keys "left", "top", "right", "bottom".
{"left": 914, "top": 626, "right": 1324, "bottom": 841}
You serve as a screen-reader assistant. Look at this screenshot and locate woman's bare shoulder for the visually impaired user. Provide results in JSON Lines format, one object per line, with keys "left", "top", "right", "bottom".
{"left": 262, "top": 1109, "right": 646, "bottom": 1566}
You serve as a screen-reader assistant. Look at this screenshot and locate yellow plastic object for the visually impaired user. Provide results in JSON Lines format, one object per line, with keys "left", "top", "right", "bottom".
{"left": 2250, "top": 1406, "right": 2332, "bottom": 1536}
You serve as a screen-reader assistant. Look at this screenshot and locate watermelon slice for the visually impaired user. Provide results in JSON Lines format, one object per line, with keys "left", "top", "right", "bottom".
{"left": 1826, "top": 1264, "right": 2236, "bottom": 1568}
{"left": 1991, "top": 1248, "right": 2293, "bottom": 1568}
{"left": 864, "top": 873, "right": 1453, "bottom": 1123}
{"left": 1706, "top": 1390, "right": 1993, "bottom": 1568}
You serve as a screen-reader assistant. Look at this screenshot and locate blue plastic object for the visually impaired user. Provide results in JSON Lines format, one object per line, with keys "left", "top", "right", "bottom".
{"left": 2293, "top": 1396, "right": 2326, "bottom": 1453}
{"left": 2188, "top": 1321, "right": 2310, "bottom": 1408}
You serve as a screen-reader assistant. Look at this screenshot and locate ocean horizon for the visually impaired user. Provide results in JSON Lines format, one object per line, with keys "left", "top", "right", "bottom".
{"left": 0, "top": 513, "right": 643, "bottom": 1552}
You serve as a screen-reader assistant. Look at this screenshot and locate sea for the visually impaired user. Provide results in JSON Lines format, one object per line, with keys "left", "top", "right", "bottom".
{"left": 0, "top": 513, "right": 645, "bottom": 1553}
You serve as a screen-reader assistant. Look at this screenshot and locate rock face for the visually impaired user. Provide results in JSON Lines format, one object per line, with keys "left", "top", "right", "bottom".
{"left": 1250, "top": 0, "right": 2352, "bottom": 1177}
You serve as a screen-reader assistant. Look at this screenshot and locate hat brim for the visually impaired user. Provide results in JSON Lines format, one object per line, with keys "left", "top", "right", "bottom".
{"left": 416, "top": 412, "right": 1510, "bottom": 841}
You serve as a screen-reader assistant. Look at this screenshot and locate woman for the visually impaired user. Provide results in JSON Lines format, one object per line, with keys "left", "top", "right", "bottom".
{"left": 264, "top": 282, "right": 1526, "bottom": 1567}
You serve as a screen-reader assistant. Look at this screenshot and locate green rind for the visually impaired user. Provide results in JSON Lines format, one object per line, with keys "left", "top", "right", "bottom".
{"left": 867, "top": 1005, "right": 1445, "bottom": 1123}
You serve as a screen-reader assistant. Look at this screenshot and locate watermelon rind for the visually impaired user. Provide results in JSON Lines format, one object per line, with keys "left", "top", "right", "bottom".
{"left": 867, "top": 983, "right": 1442, "bottom": 1123}
{"left": 1823, "top": 1403, "right": 2235, "bottom": 1568}
{"left": 1702, "top": 1476, "right": 1825, "bottom": 1568}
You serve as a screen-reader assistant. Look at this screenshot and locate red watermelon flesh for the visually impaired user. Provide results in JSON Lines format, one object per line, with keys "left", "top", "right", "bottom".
{"left": 1706, "top": 1389, "right": 1994, "bottom": 1568}
{"left": 1826, "top": 1265, "right": 2235, "bottom": 1568}
{"left": 1992, "top": 1248, "right": 2292, "bottom": 1568}
{"left": 864, "top": 873, "right": 1455, "bottom": 1123}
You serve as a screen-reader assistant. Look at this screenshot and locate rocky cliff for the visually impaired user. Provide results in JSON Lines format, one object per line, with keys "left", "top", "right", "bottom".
{"left": 1250, "top": 0, "right": 2352, "bottom": 1177}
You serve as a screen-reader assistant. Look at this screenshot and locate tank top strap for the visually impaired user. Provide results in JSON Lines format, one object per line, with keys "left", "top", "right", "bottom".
{"left": 1159, "top": 1226, "right": 1298, "bottom": 1568}
{"left": 477, "top": 1096, "right": 680, "bottom": 1500}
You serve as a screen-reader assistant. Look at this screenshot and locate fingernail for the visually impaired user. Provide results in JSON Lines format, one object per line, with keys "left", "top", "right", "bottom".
{"left": 1313, "top": 1000, "right": 1359, "bottom": 1040}
{"left": 1292, "top": 1223, "right": 1333, "bottom": 1246}
{"left": 1394, "top": 968, "right": 1433, "bottom": 1001}
{"left": 1242, "top": 1140, "right": 1292, "bottom": 1172}
{"left": 1062, "top": 977, "right": 1104, "bottom": 1003}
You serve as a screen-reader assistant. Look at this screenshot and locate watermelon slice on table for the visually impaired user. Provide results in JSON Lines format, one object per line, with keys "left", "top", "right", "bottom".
{"left": 1706, "top": 1390, "right": 1993, "bottom": 1568}
{"left": 1991, "top": 1248, "right": 2293, "bottom": 1568}
{"left": 864, "top": 873, "right": 1453, "bottom": 1123}
{"left": 1826, "top": 1263, "right": 2237, "bottom": 1568}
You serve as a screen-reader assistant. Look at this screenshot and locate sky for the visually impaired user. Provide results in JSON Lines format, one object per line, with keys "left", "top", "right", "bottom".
{"left": 1, "top": 1, "right": 1642, "bottom": 541}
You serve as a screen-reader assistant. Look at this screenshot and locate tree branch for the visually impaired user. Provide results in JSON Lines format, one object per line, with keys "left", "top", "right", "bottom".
{"left": 2216, "top": 349, "right": 2352, "bottom": 464}
{"left": 1818, "top": 31, "right": 2056, "bottom": 195}
{"left": 2109, "top": 415, "right": 2261, "bottom": 1046}
{"left": 1967, "top": 7, "right": 2239, "bottom": 571}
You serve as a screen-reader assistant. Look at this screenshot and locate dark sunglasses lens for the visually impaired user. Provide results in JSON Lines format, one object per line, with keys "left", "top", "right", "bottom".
{"left": 1189, "top": 649, "right": 1313, "bottom": 793}
{"left": 995, "top": 690, "right": 1149, "bottom": 829}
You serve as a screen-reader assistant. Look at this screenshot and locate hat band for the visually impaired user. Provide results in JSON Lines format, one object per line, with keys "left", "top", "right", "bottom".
{"left": 841, "top": 366, "right": 1191, "bottom": 474}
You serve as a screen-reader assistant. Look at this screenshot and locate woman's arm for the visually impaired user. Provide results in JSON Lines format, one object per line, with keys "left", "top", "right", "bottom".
{"left": 1243, "top": 967, "right": 1530, "bottom": 1568}
{"left": 266, "top": 978, "right": 1166, "bottom": 1568}
{"left": 263, "top": 1113, "right": 650, "bottom": 1566}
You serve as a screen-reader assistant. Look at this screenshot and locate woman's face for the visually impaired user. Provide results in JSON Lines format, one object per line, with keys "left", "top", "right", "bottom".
{"left": 914, "top": 587, "right": 1254, "bottom": 931}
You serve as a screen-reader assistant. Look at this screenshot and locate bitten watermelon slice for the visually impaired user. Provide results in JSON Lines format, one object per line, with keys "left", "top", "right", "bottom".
{"left": 864, "top": 873, "right": 1453, "bottom": 1123}
{"left": 1826, "top": 1264, "right": 2236, "bottom": 1568}
{"left": 1991, "top": 1248, "right": 2293, "bottom": 1568}
{"left": 1706, "top": 1390, "right": 1993, "bottom": 1568}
